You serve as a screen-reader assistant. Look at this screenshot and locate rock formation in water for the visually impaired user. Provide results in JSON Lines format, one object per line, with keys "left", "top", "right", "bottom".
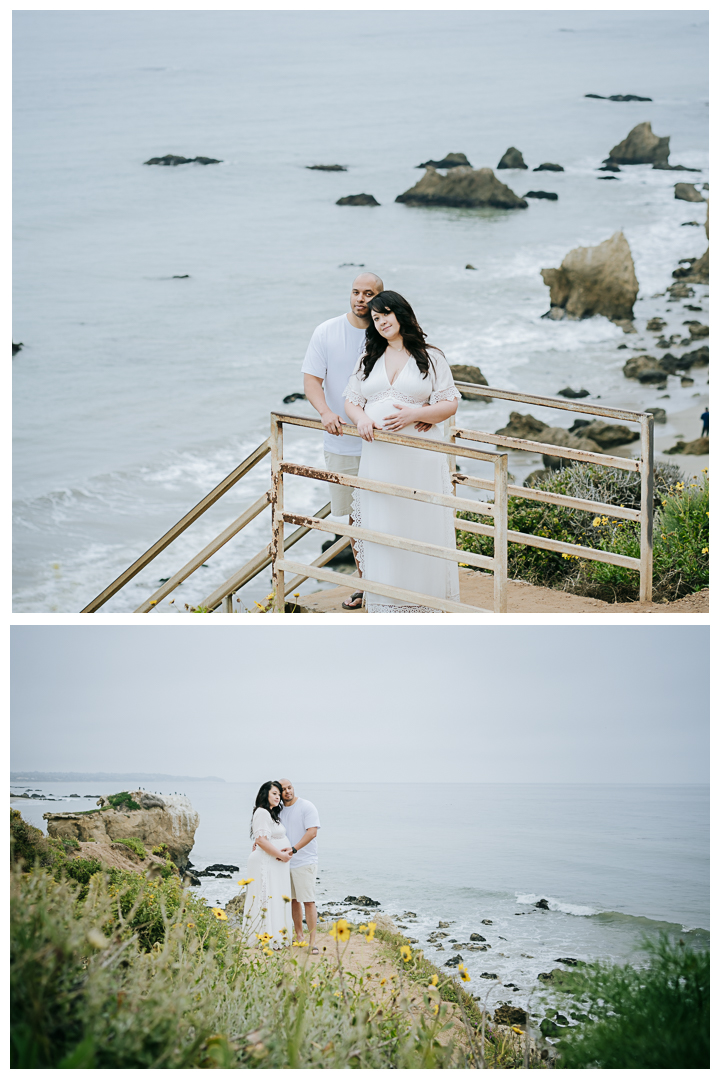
{"left": 605, "top": 122, "right": 669, "bottom": 166}
{"left": 497, "top": 147, "right": 528, "bottom": 169}
{"left": 586, "top": 93, "right": 652, "bottom": 101}
{"left": 540, "top": 231, "right": 639, "bottom": 323}
{"left": 306, "top": 164, "right": 347, "bottom": 171}
{"left": 494, "top": 413, "right": 605, "bottom": 456}
{"left": 44, "top": 790, "right": 199, "bottom": 870}
{"left": 417, "top": 152, "right": 472, "bottom": 169}
{"left": 524, "top": 190, "right": 558, "bottom": 200}
{"left": 396, "top": 167, "right": 527, "bottom": 209}
{"left": 336, "top": 193, "right": 379, "bottom": 205}
{"left": 674, "top": 183, "right": 706, "bottom": 203}
{"left": 667, "top": 437, "right": 709, "bottom": 456}
{"left": 144, "top": 155, "right": 221, "bottom": 166}
{"left": 450, "top": 364, "right": 491, "bottom": 401}
{"left": 622, "top": 355, "right": 671, "bottom": 384}
{"left": 533, "top": 163, "right": 564, "bottom": 172}
{"left": 568, "top": 419, "right": 640, "bottom": 448}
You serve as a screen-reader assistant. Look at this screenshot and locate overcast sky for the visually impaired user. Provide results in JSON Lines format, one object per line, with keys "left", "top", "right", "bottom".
{"left": 10, "top": 625, "right": 708, "bottom": 784}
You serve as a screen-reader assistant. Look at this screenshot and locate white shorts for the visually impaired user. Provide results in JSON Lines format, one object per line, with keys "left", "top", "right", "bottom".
{"left": 324, "top": 452, "right": 361, "bottom": 521}
{"left": 290, "top": 863, "right": 317, "bottom": 903}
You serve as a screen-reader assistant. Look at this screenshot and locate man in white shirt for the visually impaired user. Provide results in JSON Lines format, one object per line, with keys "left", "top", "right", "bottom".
{"left": 280, "top": 778, "right": 321, "bottom": 952}
{"left": 301, "top": 272, "right": 384, "bottom": 610}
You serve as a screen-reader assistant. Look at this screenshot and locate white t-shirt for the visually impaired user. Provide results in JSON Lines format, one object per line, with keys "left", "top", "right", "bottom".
{"left": 301, "top": 314, "right": 365, "bottom": 455}
{"left": 280, "top": 797, "right": 320, "bottom": 868}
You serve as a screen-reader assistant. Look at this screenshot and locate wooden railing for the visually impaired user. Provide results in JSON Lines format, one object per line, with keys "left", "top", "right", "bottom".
{"left": 80, "top": 383, "right": 654, "bottom": 612}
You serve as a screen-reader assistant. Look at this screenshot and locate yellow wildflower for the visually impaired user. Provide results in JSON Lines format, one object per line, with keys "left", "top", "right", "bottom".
{"left": 400, "top": 945, "right": 412, "bottom": 963}
{"left": 512, "top": 1025, "right": 524, "bottom": 1034}
{"left": 329, "top": 918, "right": 351, "bottom": 942}
{"left": 187, "top": 922, "right": 195, "bottom": 928}
{"left": 263, "top": 948, "right": 273, "bottom": 956}
{"left": 238, "top": 878, "right": 254, "bottom": 887}
{"left": 334, "top": 991, "right": 342, "bottom": 998}
{"left": 293, "top": 941, "right": 309, "bottom": 947}
{"left": 282, "top": 895, "right": 291, "bottom": 902}
{"left": 365, "top": 921, "right": 376, "bottom": 942}
{"left": 457, "top": 964, "right": 470, "bottom": 983}
{"left": 358, "top": 923, "right": 368, "bottom": 933}
{"left": 429, "top": 974, "right": 438, "bottom": 987}
{"left": 702, "top": 547, "right": 709, "bottom": 554}
{"left": 256, "top": 932, "right": 272, "bottom": 944}
{"left": 211, "top": 907, "right": 228, "bottom": 921}
{"left": 380, "top": 978, "right": 387, "bottom": 986}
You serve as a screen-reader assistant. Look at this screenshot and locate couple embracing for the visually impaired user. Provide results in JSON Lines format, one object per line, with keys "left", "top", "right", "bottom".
{"left": 302, "top": 274, "right": 462, "bottom": 614}
{"left": 243, "top": 779, "right": 321, "bottom": 953}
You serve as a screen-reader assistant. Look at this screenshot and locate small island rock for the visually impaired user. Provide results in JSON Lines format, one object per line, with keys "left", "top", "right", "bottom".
{"left": 675, "top": 183, "right": 706, "bottom": 203}
{"left": 533, "top": 162, "right": 564, "bottom": 172}
{"left": 396, "top": 166, "right": 527, "bottom": 209}
{"left": 523, "top": 190, "right": 558, "bottom": 200}
{"left": 336, "top": 193, "right": 379, "bottom": 206}
{"left": 417, "top": 152, "right": 472, "bottom": 169}
{"left": 307, "top": 164, "right": 346, "bottom": 171}
{"left": 605, "top": 122, "right": 669, "bottom": 166}
{"left": 144, "top": 154, "right": 221, "bottom": 166}
{"left": 497, "top": 147, "right": 528, "bottom": 169}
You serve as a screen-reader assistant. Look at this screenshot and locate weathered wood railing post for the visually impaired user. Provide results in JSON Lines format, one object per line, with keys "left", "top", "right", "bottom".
{"left": 270, "top": 416, "right": 285, "bottom": 612}
{"left": 639, "top": 413, "right": 654, "bottom": 603}
{"left": 493, "top": 453, "right": 508, "bottom": 613}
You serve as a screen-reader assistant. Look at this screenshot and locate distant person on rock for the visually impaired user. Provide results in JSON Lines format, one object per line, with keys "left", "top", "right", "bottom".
{"left": 279, "top": 778, "right": 321, "bottom": 953}
{"left": 302, "top": 273, "right": 383, "bottom": 609}
{"left": 700, "top": 408, "right": 709, "bottom": 437}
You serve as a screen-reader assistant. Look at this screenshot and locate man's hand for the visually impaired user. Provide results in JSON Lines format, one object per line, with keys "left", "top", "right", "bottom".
{"left": 321, "top": 410, "right": 345, "bottom": 436}
{"left": 414, "top": 421, "right": 433, "bottom": 433}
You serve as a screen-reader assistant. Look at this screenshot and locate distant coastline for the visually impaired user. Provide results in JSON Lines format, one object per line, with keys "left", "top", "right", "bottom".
{"left": 10, "top": 771, "right": 225, "bottom": 783}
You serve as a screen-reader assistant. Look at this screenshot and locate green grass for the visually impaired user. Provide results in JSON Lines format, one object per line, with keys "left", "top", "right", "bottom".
{"left": 113, "top": 837, "right": 147, "bottom": 859}
{"left": 553, "top": 936, "right": 709, "bottom": 1069}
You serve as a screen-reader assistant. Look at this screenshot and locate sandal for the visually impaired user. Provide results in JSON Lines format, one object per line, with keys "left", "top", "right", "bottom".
{"left": 342, "top": 591, "right": 364, "bottom": 611}
{"left": 311, "top": 946, "right": 320, "bottom": 954}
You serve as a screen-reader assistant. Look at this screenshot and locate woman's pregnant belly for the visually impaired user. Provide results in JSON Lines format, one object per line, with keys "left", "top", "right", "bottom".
{"left": 365, "top": 396, "right": 441, "bottom": 438}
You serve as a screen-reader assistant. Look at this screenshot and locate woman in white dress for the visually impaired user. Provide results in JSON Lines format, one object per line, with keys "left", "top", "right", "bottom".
{"left": 243, "top": 781, "right": 294, "bottom": 949}
{"left": 342, "top": 291, "right": 461, "bottom": 613}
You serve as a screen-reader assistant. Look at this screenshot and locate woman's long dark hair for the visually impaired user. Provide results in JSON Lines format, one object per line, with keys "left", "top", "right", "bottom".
{"left": 358, "top": 291, "right": 444, "bottom": 381}
{"left": 250, "top": 780, "right": 283, "bottom": 836}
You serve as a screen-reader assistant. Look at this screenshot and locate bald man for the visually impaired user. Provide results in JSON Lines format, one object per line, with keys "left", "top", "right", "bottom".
{"left": 279, "top": 779, "right": 320, "bottom": 952}
{"left": 301, "top": 273, "right": 383, "bottom": 609}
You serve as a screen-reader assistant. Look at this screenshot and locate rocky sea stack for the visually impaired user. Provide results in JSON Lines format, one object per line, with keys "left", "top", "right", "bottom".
{"left": 336, "top": 193, "right": 379, "bottom": 206}
{"left": 541, "top": 231, "right": 639, "bottom": 324}
{"left": 43, "top": 790, "right": 199, "bottom": 870}
{"left": 396, "top": 166, "right": 527, "bottom": 209}
{"left": 497, "top": 147, "right": 528, "bottom": 169}
{"left": 604, "top": 122, "right": 669, "bottom": 166}
{"left": 417, "top": 152, "right": 472, "bottom": 169}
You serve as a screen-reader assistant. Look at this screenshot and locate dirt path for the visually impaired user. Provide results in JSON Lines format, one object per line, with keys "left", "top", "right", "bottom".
{"left": 295, "top": 572, "right": 709, "bottom": 614}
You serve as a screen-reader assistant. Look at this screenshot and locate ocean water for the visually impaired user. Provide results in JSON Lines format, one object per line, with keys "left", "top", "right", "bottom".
{"left": 13, "top": 779, "right": 709, "bottom": 1013}
{"left": 13, "top": 11, "right": 709, "bottom": 611}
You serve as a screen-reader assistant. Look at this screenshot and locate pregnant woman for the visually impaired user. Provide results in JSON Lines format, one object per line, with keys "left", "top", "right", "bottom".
{"left": 343, "top": 291, "right": 461, "bottom": 613}
{"left": 243, "top": 781, "right": 293, "bottom": 949}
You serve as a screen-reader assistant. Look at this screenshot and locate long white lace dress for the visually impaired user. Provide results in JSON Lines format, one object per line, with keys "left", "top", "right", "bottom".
{"left": 343, "top": 349, "right": 462, "bottom": 613}
{"left": 243, "top": 808, "right": 293, "bottom": 949}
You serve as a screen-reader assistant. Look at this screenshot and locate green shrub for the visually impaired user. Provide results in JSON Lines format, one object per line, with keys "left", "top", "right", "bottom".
{"left": 554, "top": 937, "right": 709, "bottom": 1069}
{"left": 64, "top": 857, "right": 104, "bottom": 887}
{"left": 106, "top": 791, "right": 142, "bottom": 811}
{"left": 457, "top": 464, "right": 708, "bottom": 602}
{"left": 152, "top": 843, "right": 170, "bottom": 857}
{"left": 114, "top": 837, "right": 147, "bottom": 859}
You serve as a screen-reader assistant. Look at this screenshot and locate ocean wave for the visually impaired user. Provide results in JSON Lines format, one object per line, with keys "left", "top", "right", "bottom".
{"left": 515, "top": 892, "right": 597, "bottom": 916}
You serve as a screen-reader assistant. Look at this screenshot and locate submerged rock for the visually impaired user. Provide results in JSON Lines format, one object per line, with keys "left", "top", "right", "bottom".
{"left": 417, "top": 152, "right": 472, "bottom": 169}
{"left": 622, "top": 355, "right": 669, "bottom": 383}
{"left": 672, "top": 249, "right": 709, "bottom": 285}
{"left": 535, "top": 898, "right": 550, "bottom": 910}
{"left": 497, "top": 147, "right": 527, "bottom": 169}
{"left": 336, "top": 193, "right": 379, "bottom": 206}
{"left": 533, "top": 162, "right": 564, "bottom": 172}
{"left": 144, "top": 155, "right": 221, "bottom": 166}
{"left": 667, "top": 282, "right": 695, "bottom": 299}
{"left": 469, "top": 932, "right": 487, "bottom": 942}
{"left": 12, "top": 342, "right": 23, "bottom": 355}
{"left": 557, "top": 387, "right": 590, "bottom": 398}
{"left": 674, "top": 183, "right": 706, "bottom": 203}
{"left": 283, "top": 392, "right": 307, "bottom": 404}
{"left": 598, "top": 163, "right": 621, "bottom": 172}
{"left": 307, "top": 164, "right": 346, "bottom": 171}
{"left": 646, "top": 317, "right": 667, "bottom": 331}
{"left": 450, "top": 364, "right": 491, "bottom": 401}
{"left": 667, "top": 437, "right": 709, "bottom": 455}
{"left": 605, "top": 122, "right": 669, "bottom": 166}
{"left": 494, "top": 1005, "right": 528, "bottom": 1026}
{"left": 680, "top": 345, "right": 709, "bottom": 367}
{"left": 586, "top": 93, "right": 652, "bottom": 101}
{"left": 524, "top": 190, "right": 558, "bottom": 200}
{"left": 540, "top": 231, "right": 638, "bottom": 323}
{"left": 396, "top": 166, "right": 527, "bottom": 209}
